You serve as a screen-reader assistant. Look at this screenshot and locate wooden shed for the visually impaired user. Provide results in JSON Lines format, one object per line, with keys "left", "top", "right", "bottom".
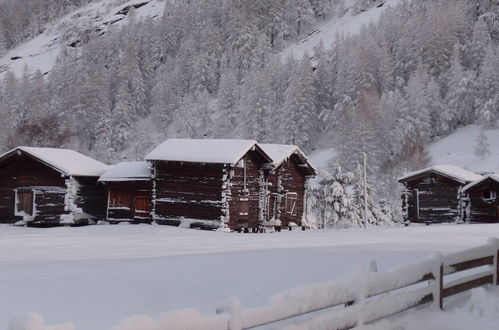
{"left": 98, "top": 161, "right": 152, "bottom": 224}
{"left": 145, "top": 139, "right": 273, "bottom": 231}
{"left": 260, "top": 144, "right": 316, "bottom": 229}
{"left": 0, "top": 147, "right": 108, "bottom": 226}
{"left": 461, "top": 174, "right": 499, "bottom": 223}
{"left": 399, "top": 165, "right": 482, "bottom": 224}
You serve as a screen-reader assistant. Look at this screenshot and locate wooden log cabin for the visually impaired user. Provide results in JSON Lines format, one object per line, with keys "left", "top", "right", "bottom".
{"left": 0, "top": 147, "right": 108, "bottom": 226}
{"left": 145, "top": 139, "right": 274, "bottom": 231}
{"left": 260, "top": 144, "right": 316, "bottom": 229}
{"left": 98, "top": 161, "right": 152, "bottom": 224}
{"left": 461, "top": 174, "right": 499, "bottom": 223}
{"left": 399, "top": 165, "right": 482, "bottom": 224}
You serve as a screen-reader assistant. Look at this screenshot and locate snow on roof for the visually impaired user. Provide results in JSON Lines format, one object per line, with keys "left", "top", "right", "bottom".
{"left": 398, "top": 164, "right": 482, "bottom": 184}
{"left": 260, "top": 144, "right": 300, "bottom": 166}
{"left": 145, "top": 139, "right": 271, "bottom": 165}
{"left": 0, "top": 147, "right": 109, "bottom": 177}
{"left": 98, "top": 161, "right": 151, "bottom": 182}
{"left": 462, "top": 174, "right": 499, "bottom": 192}
{"left": 260, "top": 143, "right": 317, "bottom": 174}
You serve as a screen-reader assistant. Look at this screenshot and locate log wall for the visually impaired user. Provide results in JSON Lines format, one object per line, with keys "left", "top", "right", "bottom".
{"left": 152, "top": 161, "right": 225, "bottom": 227}
{"left": 0, "top": 153, "right": 67, "bottom": 224}
{"left": 74, "top": 176, "right": 107, "bottom": 223}
{"left": 465, "top": 178, "right": 499, "bottom": 223}
{"left": 402, "top": 173, "right": 463, "bottom": 224}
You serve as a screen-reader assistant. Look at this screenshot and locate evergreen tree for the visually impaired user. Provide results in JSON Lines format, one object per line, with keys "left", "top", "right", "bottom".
{"left": 475, "top": 129, "right": 490, "bottom": 160}
{"left": 281, "top": 55, "right": 315, "bottom": 147}
{"left": 311, "top": 164, "right": 361, "bottom": 229}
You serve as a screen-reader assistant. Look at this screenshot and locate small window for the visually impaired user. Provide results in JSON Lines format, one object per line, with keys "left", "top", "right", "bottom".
{"left": 285, "top": 192, "right": 298, "bottom": 215}
{"left": 482, "top": 190, "right": 496, "bottom": 202}
{"left": 239, "top": 197, "right": 249, "bottom": 216}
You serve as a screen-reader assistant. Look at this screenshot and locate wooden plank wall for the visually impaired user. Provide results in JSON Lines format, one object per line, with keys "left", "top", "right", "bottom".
{"left": 106, "top": 181, "right": 152, "bottom": 223}
{"left": 266, "top": 156, "right": 306, "bottom": 228}
{"left": 277, "top": 159, "right": 306, "bottom": 227}
{"left": 228, "top": 150, "right": 266, "bottom": 230}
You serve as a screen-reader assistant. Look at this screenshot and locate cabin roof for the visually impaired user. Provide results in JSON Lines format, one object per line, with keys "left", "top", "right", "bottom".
{"left": 0, "top": 146, "right": 109, "bottom": 177}
{"left": 398, "top": 164, "right": 482, "bottom": 184}
{"left": 145, "top": 139, "right": 272, "bottom": 165}
{"left": 462, "top": 174, "right": 499, "bottom": 192}
{"left": 260, "top": 143, "right": 317, "bottom": 175}
{"left": 98, "top": 161, "right": 151, "bottom": 182}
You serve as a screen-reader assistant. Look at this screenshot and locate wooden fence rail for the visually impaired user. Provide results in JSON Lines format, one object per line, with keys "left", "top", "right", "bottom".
{"left": 156, "top": 238, "right": 499, "bottom": 330}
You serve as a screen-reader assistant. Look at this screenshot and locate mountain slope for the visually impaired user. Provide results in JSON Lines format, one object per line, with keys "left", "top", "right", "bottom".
{"left": 0, "top": 0, "right": 165, "bottom": 78}
{"left": 280, "top": 0, "right": 403, "bottom": 59}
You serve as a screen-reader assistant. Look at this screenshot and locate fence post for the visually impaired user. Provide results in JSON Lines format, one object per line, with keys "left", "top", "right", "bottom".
{"left": 429, "top": 252, "right": 443, "bottom": 310}
{"left": 439, "top": 262, "right": 444, "bottom": 310}
{"left": 487, "top": 237, "right": 499, "bottom": 285}
{"left": 216, "top": 297, "right": 242, "bottom": 330}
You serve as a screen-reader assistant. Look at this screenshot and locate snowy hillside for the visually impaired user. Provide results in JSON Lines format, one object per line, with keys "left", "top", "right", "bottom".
{"left": 0, "top": 0, "right": 399, "bottom": 77}
{"left": 429, "top": 125, "right": 499, "bottom": 174}
{"left": 0, "top": 0, "right": 165, "bottom": 78}
{"left": 280, "top": 0, "right": 403, "bottom": 59}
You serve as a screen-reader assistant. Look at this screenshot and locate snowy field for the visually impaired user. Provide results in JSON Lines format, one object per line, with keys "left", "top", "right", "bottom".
{"left": 2, "top": 224, "right": 499, "bottom": 329}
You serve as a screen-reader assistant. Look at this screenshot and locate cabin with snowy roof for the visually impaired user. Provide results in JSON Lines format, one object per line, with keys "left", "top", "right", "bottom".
{"left": 0, "top": 147, "right": 108, "bottom": 226}
{"left": 398, "top": 165, "right": 482, "bottom": 224}
{"left": 461, "top": 174, "right": 499, "bottom": 223}
{"left": 98, "top": 161, "right": 152, "bottom": 224}
{"left": 260, "top": 144, "right": 316, "bottom": 229}
{"left": 145, "top": 139, "right": 273, "bottom": 231}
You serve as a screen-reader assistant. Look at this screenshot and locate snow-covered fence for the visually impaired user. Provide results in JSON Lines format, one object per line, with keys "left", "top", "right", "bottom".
{"left": 439, "top": 237, "right": 499, "bottom": 309}
{"left": 202, "top": 238, "right": 499, "bottom": 330}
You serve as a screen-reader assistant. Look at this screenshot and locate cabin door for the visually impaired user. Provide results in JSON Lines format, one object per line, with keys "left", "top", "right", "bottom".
{"left": 16, "top": 191, "right": 34, "bottom": 216}
{"left": 134, "top": 195, "right": 151, "bottom": 220}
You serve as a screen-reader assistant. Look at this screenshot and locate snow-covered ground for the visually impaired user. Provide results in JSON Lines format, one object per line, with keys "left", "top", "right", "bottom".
{"left": 429, "top": 125, "right": 499, "bottom": 174}
{"left": 2, "top": 223, "right": 499, "bottom": 329}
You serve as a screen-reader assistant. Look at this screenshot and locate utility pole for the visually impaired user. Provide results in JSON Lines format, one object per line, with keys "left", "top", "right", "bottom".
{"left": 363, "top": 152, "right": 368, "bottom": 229}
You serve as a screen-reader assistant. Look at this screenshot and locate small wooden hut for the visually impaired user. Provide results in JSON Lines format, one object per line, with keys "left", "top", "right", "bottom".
{"left": 145, "top": 139, "right": 273, "bottom": 231}
{"left": 399, "top": 165, "right": 482, "bottom": 224}
{"left": 260, "top": 144, "right": 316, "bottom": 229}
{"left": 0, "top": 147, "right": 108, "bottom": 226}
{"left": 98, "top": 161, "right": 152, "bottom": 223}
{"left": 462, "top": 174, "right": 499, "bottom": 223}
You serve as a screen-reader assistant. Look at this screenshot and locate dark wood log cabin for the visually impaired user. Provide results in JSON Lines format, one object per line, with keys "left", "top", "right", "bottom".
{"left": 145, "top": 139, "right": 273, "bottom": 231}
{"left": 0, "top": 147, "right": 108, "bottom": 226}
{"left": 260, "top": 144, "right": 316, "bottom": 229}
{"left": 462, "top": 174, "right": 499, "bottom": 223}
{"left": 399, "top": 165, "right": 481, "bottom": 224}
{"left": 98, "top": 161, "right": 152, "bottom": 223}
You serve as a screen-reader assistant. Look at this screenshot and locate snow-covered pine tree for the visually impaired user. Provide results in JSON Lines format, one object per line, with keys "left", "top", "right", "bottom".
{"left": 240, "top": 70, "right": 270, "bottom": 142}
{"left": 475, "top": 45, "right": 499, "bottom": 127}
{"left": 475, "top": 129, "right": 490, "bottom": 160}
{"left": 281, "top": 54, "right": 315, "bottom": 147}
{"left": 311, "top": 164, "right": 361, "bottom": 229}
